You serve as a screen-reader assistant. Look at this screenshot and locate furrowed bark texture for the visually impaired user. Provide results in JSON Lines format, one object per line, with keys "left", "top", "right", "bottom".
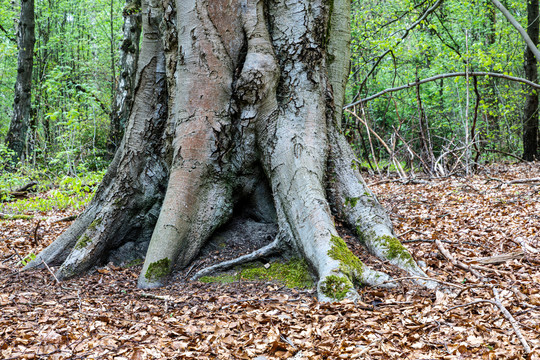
{"left": 31, "top": 0, "right": 434, "bottom": 301}
{"left": 26, "top": 0, "right": 169, "bottom": 276}
{"left": 5, "top": 0, "right": 35, "bottom": 161}
{"left": 107, "top": 0, "right": 143, "bottom": 157}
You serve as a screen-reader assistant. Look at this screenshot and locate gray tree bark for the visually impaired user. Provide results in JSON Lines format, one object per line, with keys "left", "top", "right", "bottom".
{"left": 107, "top": 0, "right": 143, "bottom": 158}
{"left": 5, "top": 0, "right": 35, "bottom": 162}
{"left": 27, "top": 0, "right": 435, "bottom": 301}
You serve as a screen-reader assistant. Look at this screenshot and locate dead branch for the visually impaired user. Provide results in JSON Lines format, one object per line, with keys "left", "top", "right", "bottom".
{"left": 436, "top": 242, "right": 531, "bottom": 354}
{"left": 492, "top": 287, "right": 532, "bottom": 354}
{"left": 42, "top": 259, "right": 60, "bottom": 284}
{"left": 52, "top": 215, "right": 78, "bottom": 223}
{"left": 491, "top": 0, "right": 540, "bottom": 63}
{"left": 32, "top": 220, "right": 41, "bottom": 246}
{"left": 15, "top": 182, "right": 38, "bottom": 192}
{"left": 508, "top": 177, "right": 540, "bottom": 184}
{"left": 467, "top": 251, "right": 524, "bottom": 265}
{"left": 191, "top": 237, "right": 282, "bottom": 280}
{"left": 375, "top": 276, "right": 465, "bottom": 289}
{"left": 435, "top": 240, "right": 484, "bottom": 279}
{"left": 345, "top": 72, "right": 540, "bottom": 108}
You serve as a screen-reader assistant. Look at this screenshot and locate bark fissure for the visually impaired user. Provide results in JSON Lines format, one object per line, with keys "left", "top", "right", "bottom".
{"left": 29, "top": 0, "right": 436, "bottom": 301}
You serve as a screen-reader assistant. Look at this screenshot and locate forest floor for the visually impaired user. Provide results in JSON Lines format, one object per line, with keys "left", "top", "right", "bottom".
{"left": 1, "top": 162, "right": 539, "bottom": 360}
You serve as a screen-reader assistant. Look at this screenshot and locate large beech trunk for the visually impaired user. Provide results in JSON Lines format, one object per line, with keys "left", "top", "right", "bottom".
{"left": 27, "top": 0, "right": 434, "bottom": 301}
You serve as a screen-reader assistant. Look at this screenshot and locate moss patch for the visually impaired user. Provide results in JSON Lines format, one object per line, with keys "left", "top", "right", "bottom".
{"left": 0, "top": 214, "right": 34, "bottom": 220}
{"left": 379, "top": 235, "right": 415, "bottom": 265}
{"left": 344, "top": 197, "right": 359, "bottom": 207}
{"left": 144, "top": 258, "right": 171, "bottom": 282}
{"left": 320, "top": 275, "right": 352, "bottom": 301}
{"left": 200, "top": 274, "right": 238, "bottom": 284}
{"left": 199, "top": 258, "right": 314, "bottom": 289}
{"left": 88, "top": 217, "right": 102, "bottom": 230}
{"left": 74, "top": 234, "right": 92, "bottom": 250}
{"left": 328, "top": 235, "right": 364, "bottom": 283}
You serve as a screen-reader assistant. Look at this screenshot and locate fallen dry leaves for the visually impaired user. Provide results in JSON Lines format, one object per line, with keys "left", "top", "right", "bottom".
{"left": 1, "top": 162, "right": 539, "bottom": 359}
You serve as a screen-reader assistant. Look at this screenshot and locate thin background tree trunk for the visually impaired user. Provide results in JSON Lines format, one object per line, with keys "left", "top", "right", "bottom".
{"left": 5, "top": 0, "right": 35, "bottom": 162}
{"left": 523, "top": 0, "right": 539, "bottom": 161}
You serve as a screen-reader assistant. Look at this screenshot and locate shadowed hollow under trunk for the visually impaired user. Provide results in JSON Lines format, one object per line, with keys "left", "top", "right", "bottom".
{"left": 26, "top": 0, "right": 435, "bottom": 301}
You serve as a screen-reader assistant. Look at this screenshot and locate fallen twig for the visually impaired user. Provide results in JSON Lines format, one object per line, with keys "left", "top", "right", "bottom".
{"left": 42, "top": 259, "right": 60, "bottom": 284}
{"left": 467, "top": 251, "right": 524, "bottom": 265}
{"left": 52, "top": 214, "right": 78, "bottom": 223}
{"left": 374, "top": 276, "right": 465, "bottom": 289}
{"left": 435, "top": 240, "right": 484, "bottom": 279}
{"left": 436, "top": 242, "right": 532, "bottom": 354}
{"left": 492, "top": 287, "right": 531, "bottom": 354}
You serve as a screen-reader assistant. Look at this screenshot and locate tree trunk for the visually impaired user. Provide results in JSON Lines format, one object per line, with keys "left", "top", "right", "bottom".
{"left": 27, "top": 0, "right": 435, "bottom": 301}
{"left": 523, "top": 0, "right": 539, "bottom": 161}
{"left": 5, "top": 0, "right": 35, "bottom": 162}
{"left": 107, "top": 0, "right": 142, "bottom": 158}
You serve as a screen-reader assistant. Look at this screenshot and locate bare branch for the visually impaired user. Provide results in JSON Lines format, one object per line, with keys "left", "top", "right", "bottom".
{"left": 345, "top": 72, "right": 540, "bottom": 108}
{"left": 491, "top": 0, "right": 540, "bottom": 62}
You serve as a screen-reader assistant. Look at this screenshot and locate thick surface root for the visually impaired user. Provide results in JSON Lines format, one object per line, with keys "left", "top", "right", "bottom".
{"left": 327, "top": 128, "right": 437, "bottom": 289}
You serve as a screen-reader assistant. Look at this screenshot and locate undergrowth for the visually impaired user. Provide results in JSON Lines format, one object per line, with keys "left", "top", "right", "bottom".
{"left": 0, "top": 168, "right": 104, "bottom": 215}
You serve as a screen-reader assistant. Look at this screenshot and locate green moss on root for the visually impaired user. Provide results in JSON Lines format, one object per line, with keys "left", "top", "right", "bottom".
{"left": 74, "top": 235, "right": 91, "bottom": 250}
{"left": 328, "top": 235, "right": 364, "bottom": 282}
{"left": 88, "top": 217, "right": 102, "bottom": 230}
{"left": 379, "top": 235, "right": 415, "bottom": 265}
{"left": 344, "top": 197, "right": 359, "bottom": 207}
{"left": 144, "top": 258, "right": 171, "bottom": 282}
{"left": 320, "top": 275, "right": 352, "bottom": 301}
{"left": 199, "top": 259, "right": 314, "bottom": 289}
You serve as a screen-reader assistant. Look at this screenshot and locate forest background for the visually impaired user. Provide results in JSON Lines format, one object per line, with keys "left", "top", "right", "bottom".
{"left": 0, "top": 0, "right": 538, "bottom": 181}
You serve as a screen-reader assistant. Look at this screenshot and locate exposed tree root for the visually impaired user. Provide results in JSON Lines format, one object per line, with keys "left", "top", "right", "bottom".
{"left": 27, "top": 0, "right": 439, "bottom": 302}
{"left": 191, "top": 237, "right": 283, "bottom": 281}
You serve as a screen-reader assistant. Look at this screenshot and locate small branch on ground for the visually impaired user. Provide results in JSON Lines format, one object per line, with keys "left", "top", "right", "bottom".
{"left": 467, "top": 251, "right": 524, "bottom": 265}
{"left": 436, "top": 240, "right": 484, "bottom": 279}
{"left": 32, "top": 220, "right": 41, "bottom": 246}
{"left": 42, "top": 259, "right": 60, "bottom": 284}
{"left": 52, "top": 215, "right": 78, "bottom": 223}
{"left": 375, "top": 276, "right": 465, "bottom": 290}
{"left": 191, "top": 237, "right": 282, "bottom": 280}
{"left": 492, "top": 287, "right": 532, "bottom": 354}
{"left": 436, "top": 241, "right": 532, "bottom": 354}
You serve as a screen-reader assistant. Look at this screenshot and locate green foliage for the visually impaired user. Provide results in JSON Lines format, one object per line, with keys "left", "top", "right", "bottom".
{"left": 347, "top": 0, "right": 529, "bottom": 169}
{"left": 18, "top": 253, "right": 36, "bottom": 266}
{"left": 1, "top": 0, "right": 124, "bottom": 171}
{"left": 0, "top": 169, "right": 104, "bottom": 215}
{"left": 200, "top": 258, "right": 314, "bottom": 289}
